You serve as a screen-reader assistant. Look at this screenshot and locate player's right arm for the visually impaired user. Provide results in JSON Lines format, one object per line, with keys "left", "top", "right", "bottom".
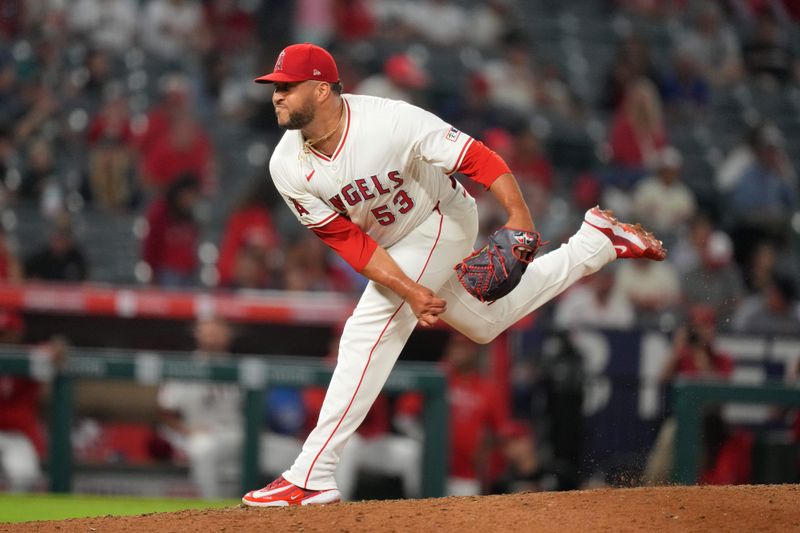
{"left": 272, "top": 160, "right": 446, "bottom": 326}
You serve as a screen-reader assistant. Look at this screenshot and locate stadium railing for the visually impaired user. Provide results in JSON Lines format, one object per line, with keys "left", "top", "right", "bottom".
{"left": 672, "top": 379, "right": 800, "bottom": 484}
{"left": 0, "top": 347, "right": 448, "bottom": 498}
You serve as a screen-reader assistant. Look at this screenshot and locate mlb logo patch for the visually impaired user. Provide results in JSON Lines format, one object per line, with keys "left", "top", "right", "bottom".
{"left": 445, "top": 127, "right": 460, "bottom": 142}
{"left": 513, "top": 231, "right": 535, "bottom": 246}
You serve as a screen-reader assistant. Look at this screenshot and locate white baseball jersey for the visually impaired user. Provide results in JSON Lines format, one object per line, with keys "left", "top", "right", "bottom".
{"left": 270, "top": 94, "right": 474, "bottom": 247}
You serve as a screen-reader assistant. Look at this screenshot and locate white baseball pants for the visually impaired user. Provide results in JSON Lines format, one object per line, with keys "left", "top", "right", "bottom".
{"left": 283, "top": 188, "right": 617, "bottom": 490}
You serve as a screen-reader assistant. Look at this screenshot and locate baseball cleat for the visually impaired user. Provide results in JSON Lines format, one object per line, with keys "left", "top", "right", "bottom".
{"left": 584, "top": 206, "right": 666, "bottom": 261}
{"left": 242, "top": 476, "right": 341, "bottom": 507}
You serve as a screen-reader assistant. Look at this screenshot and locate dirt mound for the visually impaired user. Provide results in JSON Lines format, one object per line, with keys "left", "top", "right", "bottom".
{"left": 3, "top": 485, "right": 799, "bottom": 533}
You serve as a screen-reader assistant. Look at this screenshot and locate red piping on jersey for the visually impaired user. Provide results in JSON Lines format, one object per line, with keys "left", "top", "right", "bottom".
{"left": 446, "top": 137, "right": 474, "bottom": 175}
{"left": 308, "top": 99, "right": 351, "bottom": 162}
{"left": 303, "top": 209, "right": 445, "bottom": 489}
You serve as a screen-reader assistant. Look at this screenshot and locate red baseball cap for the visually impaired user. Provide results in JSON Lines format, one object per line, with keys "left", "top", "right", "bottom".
{"left": 255, "top": 43, "right": 340, "bottom": 84}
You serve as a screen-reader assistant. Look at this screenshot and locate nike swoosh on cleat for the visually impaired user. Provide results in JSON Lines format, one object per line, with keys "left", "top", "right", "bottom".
{"left": 251, "top": 486, "right": 290, "bottom": 499}
{"left": 614, "top": 245, "right": 628, "bottom": 255}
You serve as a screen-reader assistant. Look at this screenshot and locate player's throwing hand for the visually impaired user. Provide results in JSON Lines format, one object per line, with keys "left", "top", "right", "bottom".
{"left": 406, "top": 285, "right": 447, "bottom": 327}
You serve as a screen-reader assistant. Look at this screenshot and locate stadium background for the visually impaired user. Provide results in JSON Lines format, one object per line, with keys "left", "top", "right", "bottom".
{"left": 1, "top": 0, "right": 800, "bottom": 517}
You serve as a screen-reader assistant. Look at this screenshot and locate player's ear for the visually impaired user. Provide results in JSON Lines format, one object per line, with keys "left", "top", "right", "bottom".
{"left": 315, "top": 81, "right": 332, "bottom": 102}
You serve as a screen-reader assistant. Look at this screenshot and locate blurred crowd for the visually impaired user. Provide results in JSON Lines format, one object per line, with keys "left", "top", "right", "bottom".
{"left": 1, "top": 0, "right": 800, "bottom": 497}
{"left": 0, "top": 0, "right": 797, "bottom": 334}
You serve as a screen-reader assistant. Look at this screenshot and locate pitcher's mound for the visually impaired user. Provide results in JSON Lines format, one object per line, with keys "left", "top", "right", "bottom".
{"left": 6, "top": 484, "right": 800, "bottom": 533}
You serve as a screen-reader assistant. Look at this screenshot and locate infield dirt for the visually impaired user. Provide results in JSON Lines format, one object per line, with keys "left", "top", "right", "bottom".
{"left": 2, "top": 484, "right": 798, "bottom": 532}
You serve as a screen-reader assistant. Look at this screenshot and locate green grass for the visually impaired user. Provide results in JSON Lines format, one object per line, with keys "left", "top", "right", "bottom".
{"left": 0, "top": 493, "right": 239, "bottom": 523}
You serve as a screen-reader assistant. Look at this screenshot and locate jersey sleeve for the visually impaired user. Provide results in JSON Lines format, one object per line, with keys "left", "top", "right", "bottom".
{"left": 393, "top": 102, "right": 474, "bottom": 175}
{"left": 270, "top": 158, "right": 339, "bottom": 229}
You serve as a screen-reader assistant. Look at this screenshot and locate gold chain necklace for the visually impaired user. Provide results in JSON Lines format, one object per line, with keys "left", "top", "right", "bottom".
{"left": 302, "top": 103, "right": 345, "bottom": 154}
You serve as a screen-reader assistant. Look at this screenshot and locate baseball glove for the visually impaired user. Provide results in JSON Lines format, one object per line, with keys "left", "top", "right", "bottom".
{"left": 455, "top": 227, "right": 543, "bottom": 303}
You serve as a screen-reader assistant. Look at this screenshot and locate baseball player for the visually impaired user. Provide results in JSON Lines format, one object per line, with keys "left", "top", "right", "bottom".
{"left": 242, "top": 43, "right": 665, "bottom": 507}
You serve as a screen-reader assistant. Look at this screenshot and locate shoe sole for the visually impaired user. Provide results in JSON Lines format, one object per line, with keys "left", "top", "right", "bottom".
{"left": 585, "top": 207, "right": 666, "bottom": 261}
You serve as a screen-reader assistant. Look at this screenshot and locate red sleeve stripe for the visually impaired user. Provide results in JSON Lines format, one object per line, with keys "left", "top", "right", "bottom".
{"left": 455, "top": 139, "right": 511, "bottom": 189}
{"left": 305, "top": 212, "right": 340, "bottom": 229}
{"left": 311, "top": 214, "right": 378, "bottom": 272}
{"left": 445, "top": 137, "right": 474, "bottom": 176}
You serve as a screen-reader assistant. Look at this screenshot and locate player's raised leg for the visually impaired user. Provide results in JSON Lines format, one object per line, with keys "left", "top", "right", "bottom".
{"left": 439, "top": 207, "right": 665, "bottom": 343}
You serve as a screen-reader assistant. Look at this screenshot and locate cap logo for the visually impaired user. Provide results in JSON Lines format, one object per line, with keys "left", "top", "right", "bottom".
{"left": 313, "top": 69, "right": 321, "bottom": 76}
{"left": 275, "top": 50, "right": 286, "bottom": 71}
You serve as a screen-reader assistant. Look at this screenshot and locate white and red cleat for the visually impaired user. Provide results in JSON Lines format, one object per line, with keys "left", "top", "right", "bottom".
{"left": 242, "top": 476, "right": 341, "bottom": 507}
{"left": 584, "top": 206, "right": 666, "bottom": 261}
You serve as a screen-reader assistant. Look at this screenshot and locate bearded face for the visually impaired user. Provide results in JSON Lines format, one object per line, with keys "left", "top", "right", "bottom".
{"left": 279, "top": 98, "right": 315, "bottom": 130}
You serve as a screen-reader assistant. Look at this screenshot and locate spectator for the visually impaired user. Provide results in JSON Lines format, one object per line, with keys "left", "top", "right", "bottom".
{"left": 141, "top": 174, "right": 201, "bottom": 288}
{"left": 554, "top": 267, "right": 635, "bottom": 330}
{"left": 217, "top": 178, "right": 280, "bottom": 289}
{"left": 24, "top": 220, "right": 89, "bottom": 282}
{"left": 79, "top": 48, "right": 116, "bottom": 104}
{"left": 86, "top": 85, "right": 136, "bottom": 210}
{"left": 603, "top": 33, "right": 659, "bottom": 111}
{"left": 732, "top": 274, "right": 800, "bottom": 335}
{"left": 157, "top": 317, "right": 242, "bottom": 499}
{"left": 742, "top": 241, "right": 779, "bottom": 294}
{"left": 332, "top": 0, "right": 376, "bottom": 42}
{"left": 643, "top": 305, "right": 741, "bottom": 486}
{"left": 355, "top": 54, "right": 430, "bottom": 104}
{"left": 19, "top": 138, "right": 57, "bottom": 203}
{"left": 0, "top": 337, "right": 66, "bottom": 492}
{"left": 607, "top": 77, "right": 668, "bottom": 188}
{"left": 670, "top": 212, "right": 715, "bottom": 275}
{"left": 134, "top": 74, "right": 192, "bottom": 157}
{"left": 490, "top": 420, "right": 579, "bottom": 494}
{"left": 0, "top": 52, "right": 25, "bottom": 131}
{"left": 715, "top": 123, "right": 767, "bottom": 194}
{"left": 659, "top": 45, "right": 711, "bottom": 115}
{"left": 139, "top": 104, "right": 215, "bottom": 196}
{"left": 728, "top": 123, "right": 797, "bottom": 243}
{"left": 681, "top": 230, "right": 745, "bottom": 327}
{"left": 675, "top": 0, "right": 743, "bottom": 87}
{"left": 631, "top": 146, "right": 697, "bottom": 244}
{"left": 405, "top": 0, "right": 468, "bottom": 48}
{"left": 203, "top": 0, "right": 257, "bottom": 56}
{"left": 742, "top": 11, "right": 799, "bottom": 86}
{"left": 139, "top": 0, "right": 212, "bottom": 66}
{"left": 67, "top": 0, "right": 138, "bottom": 54}
{"left": 481, "top": 32, "right": 540, "bottom": 116}
{"left": 468, "top": 0, "right": 519, "bottom": 51}
{"left": 613, "top": 258, "right": 681, "bottom": 327}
